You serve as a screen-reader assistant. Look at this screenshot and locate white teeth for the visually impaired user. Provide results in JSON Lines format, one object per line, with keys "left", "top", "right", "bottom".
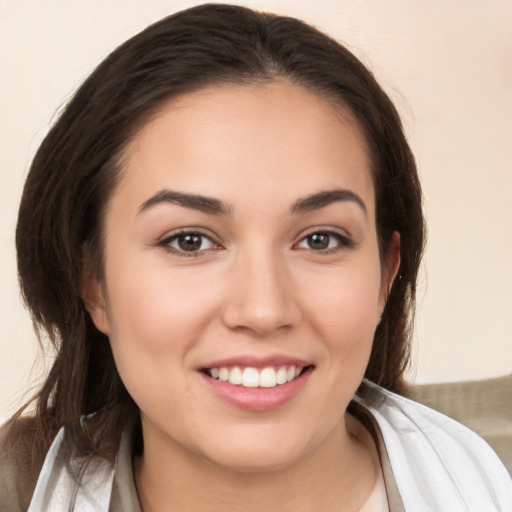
{"left": 228, "top": 366, "right": 243, "bottom": 385}
{"left": 242, "top": 367, "right": 259, "bottom": 387}
{"left": 260, "top": 367, "right": 277, "bottom": 388}
{"left": 276, "top": 366, "right": 288, "bottom": 385}
{"left": 208, "top": 365, "right": 305, "bottom": 388}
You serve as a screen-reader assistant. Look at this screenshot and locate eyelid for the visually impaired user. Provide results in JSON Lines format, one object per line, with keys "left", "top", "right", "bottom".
{"left": 156, "top": 228, "right": 223, "bottom": 257}
{"left": 293, "top": 228, "right": 355, "bottom": 252}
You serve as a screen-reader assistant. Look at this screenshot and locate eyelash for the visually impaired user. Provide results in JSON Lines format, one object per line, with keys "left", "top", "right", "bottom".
{"left": 157, "top": 229, "right": 354, "bottom": 257}
{"left": 157, "top": 230, "right": 222, "bottom": 258}
{"left": 294, "top": 230, "right": 354, "bottom": 254}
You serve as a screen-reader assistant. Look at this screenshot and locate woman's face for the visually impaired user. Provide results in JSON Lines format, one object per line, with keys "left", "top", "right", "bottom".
{"left": 86, "top": 82, "right": 399, "bottom": 472}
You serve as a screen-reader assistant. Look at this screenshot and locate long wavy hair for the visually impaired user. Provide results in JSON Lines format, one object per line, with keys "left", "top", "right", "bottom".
{"left": 14, "top": 3, "right": 424, "bottom": 472}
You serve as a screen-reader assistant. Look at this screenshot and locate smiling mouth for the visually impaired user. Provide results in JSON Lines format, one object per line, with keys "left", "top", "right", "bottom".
{"left": 203, "top": 365, "right": 311, "bottom": 389}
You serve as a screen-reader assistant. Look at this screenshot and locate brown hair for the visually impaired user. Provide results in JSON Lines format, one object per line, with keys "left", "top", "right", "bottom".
{"left": 14, "top": 3, "right": 424, "bottom": 469}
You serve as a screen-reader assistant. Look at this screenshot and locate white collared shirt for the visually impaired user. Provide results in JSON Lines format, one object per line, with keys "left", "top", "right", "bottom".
{"left": 26, "top": 380, "right": 512, "bottom": 511}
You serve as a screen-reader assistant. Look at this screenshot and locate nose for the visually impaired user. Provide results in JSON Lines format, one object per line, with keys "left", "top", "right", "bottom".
{"left": 221, "top": 249, "right": 300, "bottom": 336}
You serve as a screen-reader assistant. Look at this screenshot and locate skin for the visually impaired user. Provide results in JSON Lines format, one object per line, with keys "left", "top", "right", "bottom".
{"left": 85, "top": 81, "right": 400, "bottom": 511}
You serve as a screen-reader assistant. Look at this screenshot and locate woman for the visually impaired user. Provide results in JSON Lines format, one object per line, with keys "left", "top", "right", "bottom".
{"left": 1, "top": 4, "right": 510, "bottom": 511}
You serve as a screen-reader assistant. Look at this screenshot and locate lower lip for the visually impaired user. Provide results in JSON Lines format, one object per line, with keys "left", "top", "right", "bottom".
{"left": 201, "top": 368, "right": 313, "bottom": 412}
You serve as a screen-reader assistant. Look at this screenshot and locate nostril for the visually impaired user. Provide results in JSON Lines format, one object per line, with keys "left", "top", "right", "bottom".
{"left": 221, "top": 297, "right": 300, "bottom": 336}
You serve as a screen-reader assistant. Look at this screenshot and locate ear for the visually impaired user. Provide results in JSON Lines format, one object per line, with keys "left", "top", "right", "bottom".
{"left": 82, "top": 276, "right": 110, "bottom": 335}
{"left": 379, "top": 231, "right": 401, "bottom": 314}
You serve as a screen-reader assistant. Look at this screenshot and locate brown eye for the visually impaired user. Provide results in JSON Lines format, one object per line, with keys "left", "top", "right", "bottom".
{"left": 296, "top": 231, "right": 351, "bottom": 252}
{"left": 307, "top": 233, "right": 331, "bottom": 250}
{"left": 177, "top": 233, "right": 203, "bottom": 251}
{"left": 161, "top": 231, "right": 217, "bottom": 254}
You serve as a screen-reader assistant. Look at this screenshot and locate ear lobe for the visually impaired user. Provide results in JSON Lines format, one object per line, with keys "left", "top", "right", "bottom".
{"left": 379, "top": 232, "right": 401, "bottom": 312}
{"left": 82, "top": 277, "right": 110, "bottom": 335}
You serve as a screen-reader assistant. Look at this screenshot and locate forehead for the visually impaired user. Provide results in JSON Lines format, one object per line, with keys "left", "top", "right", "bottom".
{"left": 116, "top": 81, "right": 375, "bottom": 215}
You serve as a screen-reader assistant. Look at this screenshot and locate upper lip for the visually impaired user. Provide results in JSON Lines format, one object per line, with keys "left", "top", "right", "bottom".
{"left": 200, "top": 354, "right": 313, "bottom": 370}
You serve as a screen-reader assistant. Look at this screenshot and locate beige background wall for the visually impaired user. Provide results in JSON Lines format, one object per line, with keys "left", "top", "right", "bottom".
{"left": 1, "top": 0, "right": 511, "bottom": 420}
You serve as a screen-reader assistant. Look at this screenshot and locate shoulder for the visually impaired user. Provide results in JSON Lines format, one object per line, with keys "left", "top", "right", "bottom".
{"left": 356, "top": 380, "right": 512, "bottom": 511}
{"left": 0, "top": 417, "right": 40, "bottom": 512}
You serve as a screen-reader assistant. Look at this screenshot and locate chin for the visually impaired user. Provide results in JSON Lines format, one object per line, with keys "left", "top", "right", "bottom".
{"left": 194, "top": 427, "right": 318, "bottom": 475}
{"left": 206, "top": 446, "right": 304, "bottom": 474}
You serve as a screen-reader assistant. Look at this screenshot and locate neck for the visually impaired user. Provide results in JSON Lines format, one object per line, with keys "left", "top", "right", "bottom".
{"left": 134, "top": 415, "right": 378, "bottom": 512}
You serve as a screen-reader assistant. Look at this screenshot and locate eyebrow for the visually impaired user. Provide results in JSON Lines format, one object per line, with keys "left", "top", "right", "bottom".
{"left": 139, "top": 189, "right": 232, "bottom": 215}
{"left": 138, "top": 188, "right": 366, "bottom": 217}
{"left": 292, "top": 189, "right": 367, "bottom": 216}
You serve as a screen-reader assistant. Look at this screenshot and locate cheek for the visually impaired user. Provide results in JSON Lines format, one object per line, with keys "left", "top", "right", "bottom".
{"left": 300, "top": 259, "right": 383, "bottom": 354}
{"left": 105, "top": 253, "right": 220, "bottom": 344}
{"left": 102, "top": 258, "right": 221, "bottom": 405}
